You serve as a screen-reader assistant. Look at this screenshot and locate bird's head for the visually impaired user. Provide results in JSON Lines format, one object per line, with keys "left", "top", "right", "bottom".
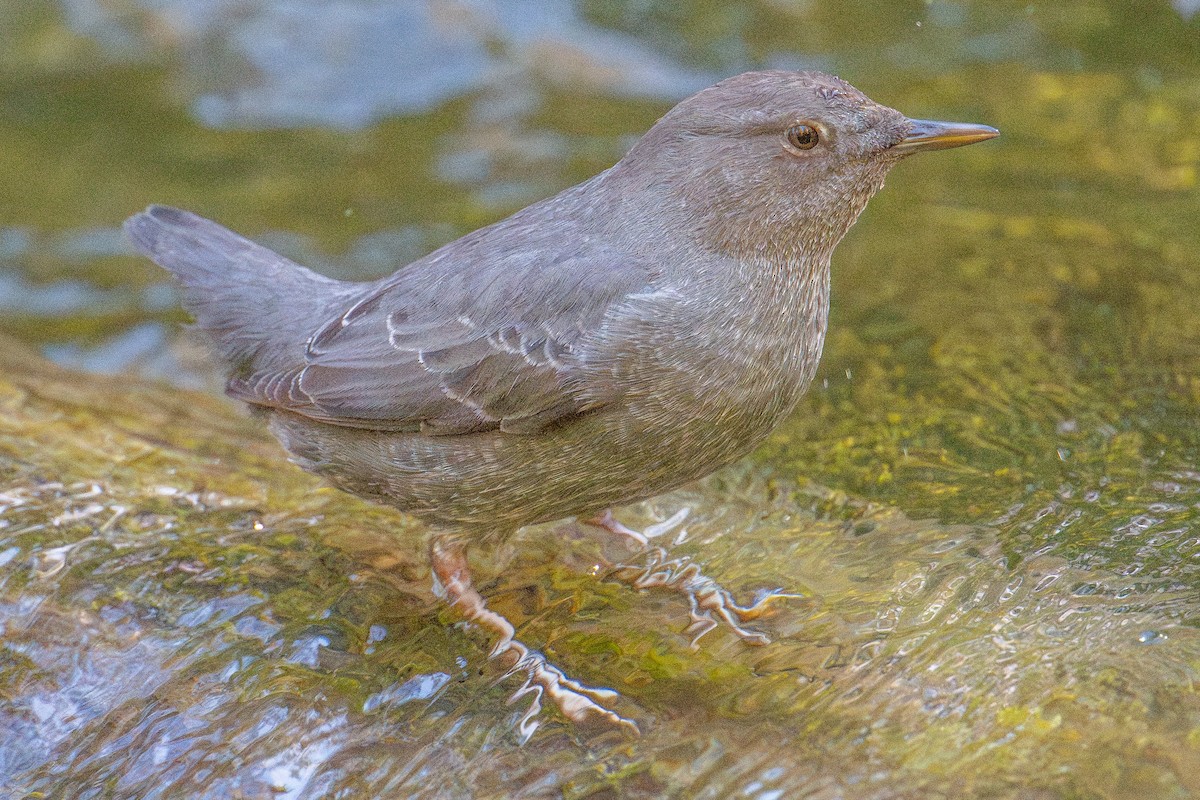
{"left": 609, "top": 70, "right": 997, "bottom": 265}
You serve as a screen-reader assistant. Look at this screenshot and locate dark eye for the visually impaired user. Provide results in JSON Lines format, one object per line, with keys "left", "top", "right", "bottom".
{"left": 786, "top": 124, "right": 819, "bottom": 150}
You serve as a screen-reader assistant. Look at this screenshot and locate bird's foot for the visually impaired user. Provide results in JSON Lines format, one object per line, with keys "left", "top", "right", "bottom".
{"left": 430, "top": 536, "right": 638, "bottom": 741}
{"left": 615, "top": 547, "right": 797, "bottom": 648}
{"left": 584, "top": 510, "right": 801, "bottom": 648}
{"left": 499, "top": 639, "right": 639, "bottom": 742}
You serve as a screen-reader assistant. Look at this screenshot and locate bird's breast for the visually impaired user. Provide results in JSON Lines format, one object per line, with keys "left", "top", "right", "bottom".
{"left": 595, "top": 262, "right": 831, "bottom": 474}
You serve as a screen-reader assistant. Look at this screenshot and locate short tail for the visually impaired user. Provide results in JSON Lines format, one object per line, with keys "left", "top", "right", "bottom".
{"left": 125, "top": 205, "right": 358, "bottom": 379}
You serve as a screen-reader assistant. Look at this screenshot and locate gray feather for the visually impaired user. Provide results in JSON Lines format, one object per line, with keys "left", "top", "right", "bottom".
{"left": 124, "top": 205, "right": 360, "bottom": 380}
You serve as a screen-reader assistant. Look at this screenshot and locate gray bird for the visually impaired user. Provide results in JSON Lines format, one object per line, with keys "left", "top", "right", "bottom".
{"left": 125, "top": 70, "right": 997, "bottom": 736}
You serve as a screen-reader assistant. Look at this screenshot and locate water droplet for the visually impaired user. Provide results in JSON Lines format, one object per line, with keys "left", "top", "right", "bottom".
{"left": 1136, "top": 630, "right": 1166, "bottom": 645}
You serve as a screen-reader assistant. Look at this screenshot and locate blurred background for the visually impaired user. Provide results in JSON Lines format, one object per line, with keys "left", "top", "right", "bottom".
{"left": 3, "top": 1, "right": 1200, "bottom": 798}
{"left": 3, "top": 0, "right": 1194, "bottom": 387}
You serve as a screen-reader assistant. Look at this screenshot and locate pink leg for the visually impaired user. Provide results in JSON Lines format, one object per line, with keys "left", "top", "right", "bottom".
{"left": 582, "top": 508, "right": 800, "bottom": 649}
{"left": 581, "top": 508, "right": 649, "bottom": 546}
{"left": 429, "top": 536, "right": 638, "bottom": 740}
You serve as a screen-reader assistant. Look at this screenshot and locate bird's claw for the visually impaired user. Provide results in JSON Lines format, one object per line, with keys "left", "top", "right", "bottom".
{"left": 500, "top": 644, "right": 639, "bottom": 742}
{"left": 613, "top": 546, "right": 800, "bottom": 648}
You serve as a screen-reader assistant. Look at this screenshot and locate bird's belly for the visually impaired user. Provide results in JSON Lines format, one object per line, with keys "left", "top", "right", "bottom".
{"left": 265, "top": 375, "right": 802, "bottom": 536}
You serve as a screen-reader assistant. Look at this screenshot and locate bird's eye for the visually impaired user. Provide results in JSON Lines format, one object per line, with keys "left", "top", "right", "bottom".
{"left": 786, "top": 124, "right": 819, "bottom": 151}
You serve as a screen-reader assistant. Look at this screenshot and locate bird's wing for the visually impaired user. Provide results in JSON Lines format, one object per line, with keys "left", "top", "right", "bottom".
{"left": 227, "top": 227, "right": 657, "bottom": 435}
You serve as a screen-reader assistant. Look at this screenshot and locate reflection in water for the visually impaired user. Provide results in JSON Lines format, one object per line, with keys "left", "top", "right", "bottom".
{"left": 1, "top": 0, "right": 1199, "bottom": 797}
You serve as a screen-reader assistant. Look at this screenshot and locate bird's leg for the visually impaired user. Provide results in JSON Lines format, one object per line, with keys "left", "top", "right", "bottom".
{"left": 582, "top": 509, "right": 800, "bottom": 649}
{"left": 580, "top": 508, "right": 650, "bottom": 546}
{"left": 429, "top": 536, "right": 638, "bottom": 740}
{"left": 581, "top": 506, "right": 692, "bottom": 546}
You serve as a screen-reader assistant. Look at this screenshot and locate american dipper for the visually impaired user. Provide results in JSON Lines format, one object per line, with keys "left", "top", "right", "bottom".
{"left": 125, "top": 70, "right": 997, "bottom": 736}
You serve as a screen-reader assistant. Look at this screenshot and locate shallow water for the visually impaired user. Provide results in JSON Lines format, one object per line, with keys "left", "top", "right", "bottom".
{"left": 2, "top": 1, "right": 1200, "bottom": 797}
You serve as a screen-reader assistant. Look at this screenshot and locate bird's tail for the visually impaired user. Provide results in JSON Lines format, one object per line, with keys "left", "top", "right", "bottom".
{"left": 124, "top": 205, "right": 357, "bottom": 380}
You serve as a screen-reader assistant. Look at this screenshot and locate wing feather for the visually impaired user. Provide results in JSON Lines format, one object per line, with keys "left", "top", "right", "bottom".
{"left": 227, "top": 223, "right": 656, "bottom": 435}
